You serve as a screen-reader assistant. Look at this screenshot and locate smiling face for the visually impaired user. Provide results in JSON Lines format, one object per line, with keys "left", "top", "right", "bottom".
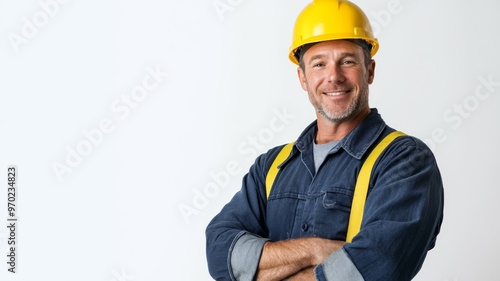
{"left": 298, "top": 40, "right": 376, "bottom": 125}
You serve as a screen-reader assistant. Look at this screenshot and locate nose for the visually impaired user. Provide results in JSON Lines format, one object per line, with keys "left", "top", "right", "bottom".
{"left": 327, "top": 63, "right": 345, "bottom": 84}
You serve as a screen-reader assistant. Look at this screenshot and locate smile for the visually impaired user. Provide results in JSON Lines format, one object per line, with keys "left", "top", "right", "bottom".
{"left": 324, "top": 90, "right": 350, "bottom": 96}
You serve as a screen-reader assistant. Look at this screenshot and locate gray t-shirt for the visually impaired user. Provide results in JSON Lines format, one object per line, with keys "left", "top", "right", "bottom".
{"left": 313, "top": 140, "right": 340, "bottom": 172}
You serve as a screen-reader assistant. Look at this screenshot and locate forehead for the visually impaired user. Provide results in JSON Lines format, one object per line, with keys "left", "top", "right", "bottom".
{"left": 303, "top": 40, "right": 364, "bottom": 59}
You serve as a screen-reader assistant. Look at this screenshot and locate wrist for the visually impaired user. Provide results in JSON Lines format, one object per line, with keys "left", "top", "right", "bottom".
{"left": 299, "top": 237, "right": 322, "bottom": 266}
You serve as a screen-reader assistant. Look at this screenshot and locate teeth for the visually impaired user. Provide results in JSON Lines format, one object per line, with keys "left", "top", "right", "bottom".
{"left": 325, "top": 91, "right": 347, "bottom": 96}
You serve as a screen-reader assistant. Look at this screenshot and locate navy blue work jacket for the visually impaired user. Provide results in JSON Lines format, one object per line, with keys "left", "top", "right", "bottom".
{"left": 206, "top": 109, "right": 444, "bottom": 280}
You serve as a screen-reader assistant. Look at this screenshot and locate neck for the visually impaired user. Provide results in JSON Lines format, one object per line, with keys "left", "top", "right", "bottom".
{"left": 315, "top": 108, "right": 371, "bottom": 144}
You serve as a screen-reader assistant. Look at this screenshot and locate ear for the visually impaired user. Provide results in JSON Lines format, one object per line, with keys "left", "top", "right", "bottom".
{"left": 297, "top": 67, "right": 308, "bottom": 91}
{"left": 367, "top": 59, "right": 376, "bottom": 84}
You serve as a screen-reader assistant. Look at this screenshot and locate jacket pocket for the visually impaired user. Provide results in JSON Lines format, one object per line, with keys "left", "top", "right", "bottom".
{"left": 313, "top": 187, "right": 353, "bottom": 240}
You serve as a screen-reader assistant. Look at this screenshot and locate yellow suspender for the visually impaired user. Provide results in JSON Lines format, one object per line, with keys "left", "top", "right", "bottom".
{"left": 265, "top": 131, "right": 405, "bottom": 242}
{"left": 346, "top": 131, "right": 405, "bottom": 242}
{"left": 265, "top": 142, "right": 295, "bottom": 199}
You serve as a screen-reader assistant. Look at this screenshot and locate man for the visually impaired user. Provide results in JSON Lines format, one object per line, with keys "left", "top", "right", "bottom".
{"left": 206, "top": 0, "right": 444, "bottom": 280}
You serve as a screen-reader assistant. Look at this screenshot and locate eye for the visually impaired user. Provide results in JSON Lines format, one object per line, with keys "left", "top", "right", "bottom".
{"left": 312, "top": 62, "right": 325, "bottom": 68}
{"left": 342, "top": 60, "right": 355, "bottom": 65}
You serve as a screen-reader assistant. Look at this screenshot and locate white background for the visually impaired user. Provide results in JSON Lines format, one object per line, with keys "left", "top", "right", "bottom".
{"left": 0, "top": 0, "right": 499, "bottom": 280}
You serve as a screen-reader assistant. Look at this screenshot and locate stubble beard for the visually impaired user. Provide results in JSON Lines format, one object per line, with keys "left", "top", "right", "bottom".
{"left": 312, "top": 84, "right": 370, "bottom": 123}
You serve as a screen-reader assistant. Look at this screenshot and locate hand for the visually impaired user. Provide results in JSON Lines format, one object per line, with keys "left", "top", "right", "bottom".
{"left": 309, "top": 237, "right": 345, "bottom": 265}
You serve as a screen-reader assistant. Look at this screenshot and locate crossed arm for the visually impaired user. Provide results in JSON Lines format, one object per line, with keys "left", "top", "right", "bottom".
{"left": 256, "top": 237, "right": 345, "bottom": 281}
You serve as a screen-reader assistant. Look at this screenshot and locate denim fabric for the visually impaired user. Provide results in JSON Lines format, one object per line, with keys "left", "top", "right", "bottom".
{"left": 206, "top": 109, "right": 444, "bottom": 281}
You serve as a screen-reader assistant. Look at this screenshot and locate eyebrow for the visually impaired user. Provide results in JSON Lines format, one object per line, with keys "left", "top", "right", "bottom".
{"left": 339, "top": 53, "right": 357, "bottom": 60}
{"left": 308, "top": 54, "right": 327, "bottom": 63}
{"left": 307, "top": 52, "right": 358, "bottom": 65}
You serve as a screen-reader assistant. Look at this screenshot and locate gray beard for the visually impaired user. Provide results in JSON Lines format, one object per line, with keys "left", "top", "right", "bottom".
{"left": 314, "top": 89, "right": 369, "bottom": 123}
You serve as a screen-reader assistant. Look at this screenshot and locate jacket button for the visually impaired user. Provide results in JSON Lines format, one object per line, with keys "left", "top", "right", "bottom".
{"left": 301, "top": 223, "right": 308, "bottom": 231}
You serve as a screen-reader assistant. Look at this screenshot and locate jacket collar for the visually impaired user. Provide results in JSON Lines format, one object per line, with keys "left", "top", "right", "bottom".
{"left": 295, "top": 108, "right": 387, "bottom": 160}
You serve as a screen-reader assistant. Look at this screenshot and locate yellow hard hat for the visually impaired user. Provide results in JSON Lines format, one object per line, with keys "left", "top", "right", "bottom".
{"left": 289, "top": 0, "right": 379, "bottom": 65}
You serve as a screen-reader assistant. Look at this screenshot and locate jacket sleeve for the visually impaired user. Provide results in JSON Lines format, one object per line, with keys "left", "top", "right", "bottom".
{"left": 205, "top": 152, "right": 273, "bottom": 280}
{"left": 337, "top": 136, "right": 444, "bottom": 280}
{"left": 314, "top": 248, "right": 364, "bottom": 281}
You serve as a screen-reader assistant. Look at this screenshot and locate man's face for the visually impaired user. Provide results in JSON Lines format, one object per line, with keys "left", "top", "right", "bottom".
{"left": 298, "top": 40, "right": 375, "bottom": 124}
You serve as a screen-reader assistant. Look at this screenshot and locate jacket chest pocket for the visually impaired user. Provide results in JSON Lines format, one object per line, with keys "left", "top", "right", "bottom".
{"left": 313, "top": 187, "right": 353, "bottom": 240}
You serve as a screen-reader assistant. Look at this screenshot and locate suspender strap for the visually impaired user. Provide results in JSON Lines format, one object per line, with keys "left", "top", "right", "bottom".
{"left": 346, "top": 131, "right": 406, "bottom": 242}
{"left": 265, "top": 142, "right": 295, "bottom": 199}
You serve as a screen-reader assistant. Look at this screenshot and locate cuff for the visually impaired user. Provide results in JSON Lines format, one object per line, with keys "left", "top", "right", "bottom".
{"left": 314, "top": 248, "right": 364, "bottom": 281}
{"left": 229, "top": 232, "right": 269, "bottom": 281}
